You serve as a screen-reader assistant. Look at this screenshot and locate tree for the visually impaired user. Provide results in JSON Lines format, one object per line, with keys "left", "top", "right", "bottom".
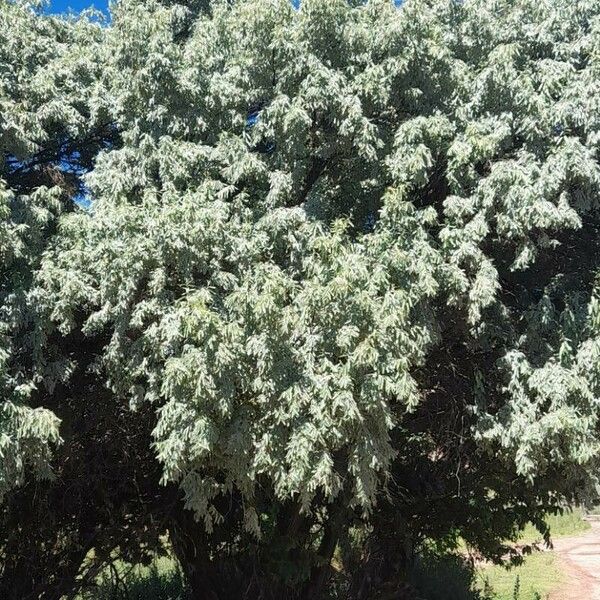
{"left": 4, "top": 0, "right": 600, "bottom": 598}
{"left": 0, "top": 4, "right": 165, "bottom": 599}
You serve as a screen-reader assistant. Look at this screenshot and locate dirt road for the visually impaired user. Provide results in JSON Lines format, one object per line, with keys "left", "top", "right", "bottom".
{"left": 550, "top": 521, "right": 600, "bottom": 600}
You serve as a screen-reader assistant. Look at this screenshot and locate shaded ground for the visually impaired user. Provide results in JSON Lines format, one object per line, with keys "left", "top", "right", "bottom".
{"left": 550, "top": 521, "right": 600, "bottom": 600}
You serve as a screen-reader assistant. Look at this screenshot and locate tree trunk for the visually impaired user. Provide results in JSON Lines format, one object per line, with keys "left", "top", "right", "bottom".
{"left": 169, "top": 505, "right": 222, "bottom": 600}
{"left": 301, "top": 497, "right": 347, "bottom": 600}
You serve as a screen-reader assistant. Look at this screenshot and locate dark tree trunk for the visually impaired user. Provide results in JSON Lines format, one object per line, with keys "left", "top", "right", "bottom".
{"left": 169, "top": 505, "right": 223, "bottom": 600}
{"left": 301, "top": 497, "right": 348, "bottom": 600}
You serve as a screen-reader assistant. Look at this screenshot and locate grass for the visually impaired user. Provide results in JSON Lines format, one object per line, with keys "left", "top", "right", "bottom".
{"left": 77, "top": 552, "right": 564, "bottom": 600}
{"left": 517, "top": 508, "right": 590, "bottom": 545}
{"left": 407, "top": 550, "right": 565, "bottom": 600}
{"left": 75, "top": 510, "right": 589, "bottom": 600}
{"left": 470, "top": 509, "right": 590, "bottom": 600}
{"left": 76, "top": 555, "right": 187, "bottom": 600}
{"left": 474, "top": 552, "right": 564, "bottom": 600}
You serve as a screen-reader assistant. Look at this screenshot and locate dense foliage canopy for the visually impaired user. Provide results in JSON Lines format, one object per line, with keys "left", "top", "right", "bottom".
{"left": 2, "top": 0, "right": 600, "bottom": 597}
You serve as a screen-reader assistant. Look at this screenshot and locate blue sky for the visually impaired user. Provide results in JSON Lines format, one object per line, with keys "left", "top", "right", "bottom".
{"left": 46, "top": 0, "right": 298, "bottom": 14}
{"left": 47, "top": 0, "right": 108, "bottom": 13}
{"left": 46, "top": 0, "right": 298, "bottom": 12}
{"left": 47, "top": 0, "right": 398, "bottom": 15}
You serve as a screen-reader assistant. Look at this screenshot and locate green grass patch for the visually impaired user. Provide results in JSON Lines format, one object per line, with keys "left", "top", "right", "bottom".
{"left": 518, "top": 508, "right": 590, "bottom": 545}
{"left": 76, "top": 510, "right": 589, "bottom": 600}
{"left": 77, "top": 555, "right": 187, "bottom": 600}
{"left": 475, "top": 552, "right": 564, "bottom": 600}
{"left": 470, "top": 510, "right": 588, "bottom": 600}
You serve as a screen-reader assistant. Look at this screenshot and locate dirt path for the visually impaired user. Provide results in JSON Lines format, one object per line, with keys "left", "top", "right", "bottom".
{"left": 549, "top": 521, "right": 600, "bottom": 600}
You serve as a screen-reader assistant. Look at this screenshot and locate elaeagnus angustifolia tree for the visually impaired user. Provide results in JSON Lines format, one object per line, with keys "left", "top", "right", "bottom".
{"left": 0, "top": 0, "right": 87, "bottom": 503}
{"left": 0, "top": 0, "right": 96, "bottom": 593}
{"left": 0, "top": 3, "right": 164, "bottom": 599}
{"left": 4, "top": 0, "right": 600, "bottom": 597}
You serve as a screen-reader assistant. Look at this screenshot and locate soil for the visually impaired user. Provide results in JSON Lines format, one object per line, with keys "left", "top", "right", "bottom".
{"left": 549, "top": 521, "right": 600, "bottom": 600}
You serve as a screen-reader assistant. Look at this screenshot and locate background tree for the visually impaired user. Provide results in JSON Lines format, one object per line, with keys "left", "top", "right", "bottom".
{"left": 0, "top": 3, "right": 169, "bottom": 599}
{"left": 3, "top": 0, "right": 600, "bottom": 598}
